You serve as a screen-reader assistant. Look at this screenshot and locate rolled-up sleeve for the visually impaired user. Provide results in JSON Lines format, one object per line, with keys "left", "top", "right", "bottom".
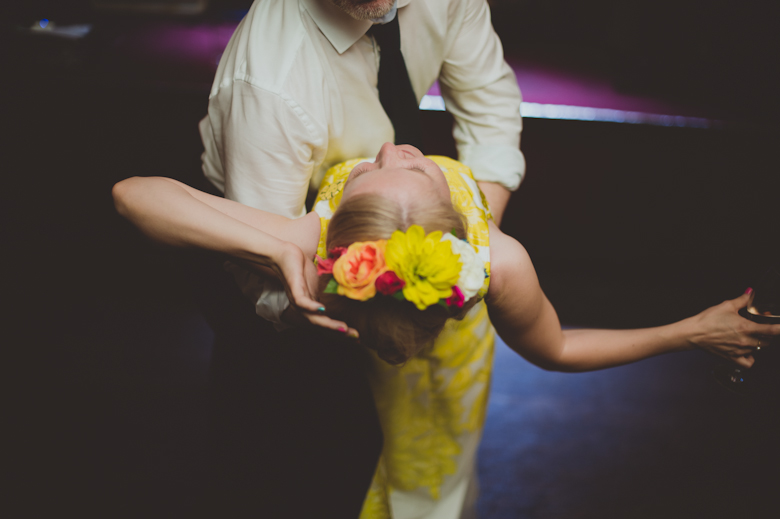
{"left": 439, "top": 0, "right": 525, "bottom": 191}
{"left": 200, "top": 79, "right": 323, "bottom": 218}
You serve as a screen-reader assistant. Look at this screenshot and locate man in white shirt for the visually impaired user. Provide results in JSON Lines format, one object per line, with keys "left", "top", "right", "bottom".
{"left": 195, "top": 0, "right": 523, "bottom": 516}
{"left": 200, "top": 0, "right": 524, "bottom": 221}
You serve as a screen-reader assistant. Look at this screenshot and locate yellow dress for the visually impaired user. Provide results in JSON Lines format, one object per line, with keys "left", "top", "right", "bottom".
{"left": 313, "top": 157, "right": 495, "bottom": 519}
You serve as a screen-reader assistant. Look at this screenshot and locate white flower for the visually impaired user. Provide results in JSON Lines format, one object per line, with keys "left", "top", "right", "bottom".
{"left": 442, "top": 234, "right": 485, "bottom": 300}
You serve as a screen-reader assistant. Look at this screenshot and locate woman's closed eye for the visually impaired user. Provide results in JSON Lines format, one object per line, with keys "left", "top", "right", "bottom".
{"left": 349, "top": 164, "right": 373, "bottom": 179}
{"left": 407, "top": 163, "right": 430, "bottom": 174}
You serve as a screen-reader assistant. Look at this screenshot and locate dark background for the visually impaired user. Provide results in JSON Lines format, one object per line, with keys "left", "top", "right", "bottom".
{"left": 4, "top": 0, "right": 779, "bottom": 517}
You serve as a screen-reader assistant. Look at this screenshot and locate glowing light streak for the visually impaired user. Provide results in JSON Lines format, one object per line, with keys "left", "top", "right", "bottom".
{"left": 419, "top": 95, "right": 721, "bottom": 129}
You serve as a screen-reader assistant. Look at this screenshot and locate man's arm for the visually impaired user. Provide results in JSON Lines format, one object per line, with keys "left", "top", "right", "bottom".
{"left": 439, "top": 0, "right": 525, "bottom": 225}
{"left": 201, "top": 80, "right": 324, "bottom": 218}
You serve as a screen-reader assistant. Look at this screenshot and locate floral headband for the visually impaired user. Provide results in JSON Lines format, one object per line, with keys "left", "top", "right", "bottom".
{"left": 316, "top": 225, "right": 487, "bottom": 310}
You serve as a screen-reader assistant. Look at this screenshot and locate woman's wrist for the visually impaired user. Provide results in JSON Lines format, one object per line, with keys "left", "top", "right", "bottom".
{"left": 665, "top": 315, "right": 702, "bottom": 352}
{"left": 229, "top": 232, "right": 289, "bottom": 275}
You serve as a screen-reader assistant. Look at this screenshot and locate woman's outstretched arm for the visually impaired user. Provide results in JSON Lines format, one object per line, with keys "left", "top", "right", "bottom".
{"left": 112, "top": 176, "right": 351, "bottom": 333}
{"left": 486, "top": 224, "right": 780, "bottom": 372}
{"left": 112, "top": 177, "right": 316, "bottom": 253}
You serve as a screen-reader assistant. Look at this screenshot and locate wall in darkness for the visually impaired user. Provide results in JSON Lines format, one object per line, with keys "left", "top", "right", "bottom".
{"left": 6, "top": 0, "right": 777, "bottom": 119}
{"left": 491, "top": 0, "right": 780, "bottom": 119}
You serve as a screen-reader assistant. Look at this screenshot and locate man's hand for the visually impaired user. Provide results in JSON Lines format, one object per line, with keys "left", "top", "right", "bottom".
{"left": 477, "top": 181, "right": 512, "bottom": 227}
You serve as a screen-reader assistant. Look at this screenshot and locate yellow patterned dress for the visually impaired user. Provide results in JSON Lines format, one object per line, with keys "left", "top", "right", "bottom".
{"left": 312, "top": 157, "right": 495, "bottom": 519}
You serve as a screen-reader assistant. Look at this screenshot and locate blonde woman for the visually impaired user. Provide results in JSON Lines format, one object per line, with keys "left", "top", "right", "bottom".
{"left": 114, "top": 142, "right": 778, "bottom": 518}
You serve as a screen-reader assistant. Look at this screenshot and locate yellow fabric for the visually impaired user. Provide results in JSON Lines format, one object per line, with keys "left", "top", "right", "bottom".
{"left": 313, "top": 157, "right": 495, "bottom": 519}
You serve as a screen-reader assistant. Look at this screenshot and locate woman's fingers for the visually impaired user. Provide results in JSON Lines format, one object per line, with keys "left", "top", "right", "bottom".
{"left": 731, "top": 354, "right": 755, "bottom": 369}
{"left": 279, "top": 252, "right": 326, "bottom": 313}
{"left": 279, "top": 304, "right": 359, "bottom": 338}
{"left": 730, "top": 291, "right": 752, "bottom": 307}
{"left": 272, "top": 243, "right": 360, "bottom": 338}
{"left": 725, "top": 347, "right": 754, "bottom": 357}
{"left": 289, "top": 285, "right": 325, "bottom": 313}
{"left": 690, "top": 289, "right": 778, "bottom": 369}
{"left": 305, "top": 313, "right": 359, "bottom": 338}
{"left": 291, "top": 285, "right": 359, "bottom": 337}
{"left": 750, "top": 323, "right": 780, "bottom": 342}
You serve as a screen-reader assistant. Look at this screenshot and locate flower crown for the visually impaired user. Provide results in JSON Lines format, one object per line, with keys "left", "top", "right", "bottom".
{"left": 316, "top": 225, "right": 487, "bottom": 310}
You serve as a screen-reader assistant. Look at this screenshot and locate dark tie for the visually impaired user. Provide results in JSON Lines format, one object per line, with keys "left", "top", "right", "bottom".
{"left": 369, "top": 15, "right": 424, "bottom": 151}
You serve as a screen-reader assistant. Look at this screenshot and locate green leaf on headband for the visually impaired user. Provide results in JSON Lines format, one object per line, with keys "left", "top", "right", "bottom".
{"left": 324, "top": 278, "right": 339, "bottom": 294}
{"left": 451, "top": 228, "right": 458, "bottom": 237}
{"left": 437, "top": 299, "right": 449, "bottom": 308}
{"left": 392, "top": 291, "right": 406, "bottom": 301}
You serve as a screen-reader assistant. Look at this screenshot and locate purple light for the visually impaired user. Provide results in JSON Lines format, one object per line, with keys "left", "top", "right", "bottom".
{"left": 39, "top": 19, "right": 49, "bottom": 29}
{"left": 114, "top": 22, "right": 237, "bottom": 80}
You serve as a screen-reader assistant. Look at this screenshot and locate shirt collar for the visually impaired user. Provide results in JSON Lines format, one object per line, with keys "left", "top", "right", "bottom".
{"left": 301, "top": 0, "right": 411, "bottom": 55}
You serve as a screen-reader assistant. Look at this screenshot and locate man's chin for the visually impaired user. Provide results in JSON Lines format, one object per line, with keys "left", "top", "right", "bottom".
{"left": 330, "top": 0, "right": 395, "bottom": 21}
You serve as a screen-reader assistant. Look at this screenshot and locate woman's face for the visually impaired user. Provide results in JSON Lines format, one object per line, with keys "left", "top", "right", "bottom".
{"left": 341, "top": 143, "right": 451, "bottom": 205}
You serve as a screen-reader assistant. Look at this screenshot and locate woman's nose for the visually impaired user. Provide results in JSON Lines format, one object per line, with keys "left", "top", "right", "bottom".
{"left": 376, "top": 142, "right": 399, "bottom": 165}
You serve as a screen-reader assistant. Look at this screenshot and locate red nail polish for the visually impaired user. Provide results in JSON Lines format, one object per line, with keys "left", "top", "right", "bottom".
{"left": 745, "top": 287, "right": 753, "bottom": 295}
{"left": 339, "top": 327, "right": 346, "bottom": 333}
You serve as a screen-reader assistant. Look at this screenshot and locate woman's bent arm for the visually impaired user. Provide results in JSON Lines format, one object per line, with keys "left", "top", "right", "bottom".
{"left": 111, "top": 176, "right": 351, "bottom": 331}
{"left": 486, "top": 225, "right": 780, "bottom": 372}
{"left": 112, "top": 176, "right": 318, "bottom": 256}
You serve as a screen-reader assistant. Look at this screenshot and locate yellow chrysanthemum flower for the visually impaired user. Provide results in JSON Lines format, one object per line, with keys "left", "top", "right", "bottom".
{"left": 385, "top": 225, "right": 462, "bottom": 310}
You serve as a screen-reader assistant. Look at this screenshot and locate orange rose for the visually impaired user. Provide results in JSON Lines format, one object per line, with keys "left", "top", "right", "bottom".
{"left": 332, "top": 241, "right": 388, "bottom": 301}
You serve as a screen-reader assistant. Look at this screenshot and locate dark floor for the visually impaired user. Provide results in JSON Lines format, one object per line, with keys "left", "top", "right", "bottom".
{"left": 5, "top": 7, "right": 780, "bottom": 519}
{"left": 480, "top": 338, "right": 780, "bottom": 519}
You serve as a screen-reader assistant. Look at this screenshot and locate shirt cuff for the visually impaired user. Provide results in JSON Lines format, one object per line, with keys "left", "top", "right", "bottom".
{"left": 223, "top": 260, "right": 292, "bottom": 331}
{"left": 458, "top": 144, "right": 526, "bottom": 191}
{"left": 255, "top": 278, "right": 292, "bottom": 332}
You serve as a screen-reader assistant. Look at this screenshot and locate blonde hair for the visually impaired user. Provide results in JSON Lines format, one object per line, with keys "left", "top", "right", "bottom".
{"left": 319, "top": 193, "right": 478, "bottom": 365}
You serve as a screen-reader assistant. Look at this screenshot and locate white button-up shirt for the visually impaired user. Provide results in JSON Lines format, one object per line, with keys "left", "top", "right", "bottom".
{"left": 199, "top": 0, "right": 525, "bottom": 219}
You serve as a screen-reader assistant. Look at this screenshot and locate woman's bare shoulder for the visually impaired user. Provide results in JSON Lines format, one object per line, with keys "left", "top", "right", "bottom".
{"left": 487, "top": 223, "right": 540, "bottom": 305}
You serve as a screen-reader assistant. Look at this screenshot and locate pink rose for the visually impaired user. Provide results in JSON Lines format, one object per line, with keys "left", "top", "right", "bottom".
{"left": 316, "top": 256, "right": 336, "bottom": 275}
{"left": 328, "top": 247, "right": 348, "bottom": 259}
{"left": 375, "top": 271, "right": 405, "bottom": 295}
{"left": 316, "top": 247, "right": 348, "bottom": 275}
{"left": 332, "top": 241, "right": 388, "bottom": 301}
{"left": 445, "top": 285, "right": 465, "bottom": 308}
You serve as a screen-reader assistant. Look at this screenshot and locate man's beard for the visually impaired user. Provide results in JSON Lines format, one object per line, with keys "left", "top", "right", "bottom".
{"left": 330, "top": 0, "right": 395, "bottom": 21}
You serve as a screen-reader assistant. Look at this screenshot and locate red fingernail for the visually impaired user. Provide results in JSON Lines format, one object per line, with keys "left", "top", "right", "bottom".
{"left": 745, "top": 287, "right": 753, "bottom": 295}
{"left": 339, "top": 327, "right": 346, "bottom": 333}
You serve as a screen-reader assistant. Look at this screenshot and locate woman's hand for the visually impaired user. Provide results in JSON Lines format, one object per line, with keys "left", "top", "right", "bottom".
{"left": 686, "top": 291, "right": 780, "bottom": 368}
{"left": 113, "top": 177, "right": 355, "bottom": 334}
{"left": 266, "top": 242, "right": 358, "bottom": 337}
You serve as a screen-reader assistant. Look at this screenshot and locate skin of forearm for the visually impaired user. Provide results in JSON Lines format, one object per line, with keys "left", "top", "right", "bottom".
{"left": 158, "top": 178, "right": 293, "bottom": 237}
{"left": 555, "top": 320, "right": 697, "bottom": 372}
{"left": 477, "top": 181, "right": 511, "bottom": 227}
{"left": 494, "top": 313, "right": 697, "bottom": 373}
{"left": 113, "top": 177, "right": 285, "bottom": 269}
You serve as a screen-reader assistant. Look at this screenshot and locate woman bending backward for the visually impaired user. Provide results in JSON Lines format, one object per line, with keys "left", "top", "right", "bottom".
{"left": 113, "top": 142, "right": 779, "bottom": 518}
